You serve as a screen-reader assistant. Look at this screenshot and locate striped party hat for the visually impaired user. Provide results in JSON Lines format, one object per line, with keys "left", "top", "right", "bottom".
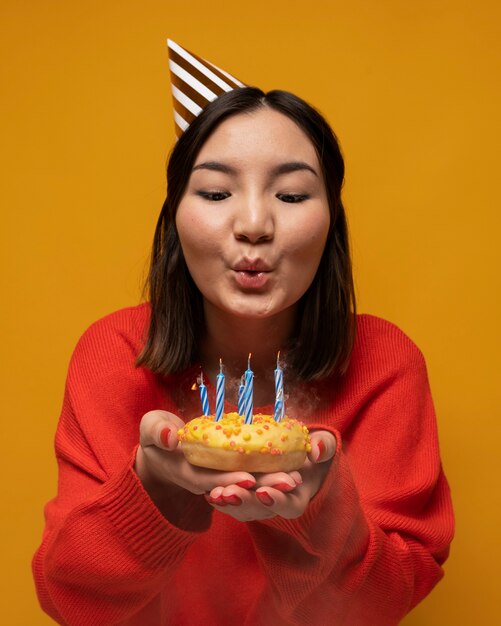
{"left": 167, "top": 39, "right": 246, "bottom": 138}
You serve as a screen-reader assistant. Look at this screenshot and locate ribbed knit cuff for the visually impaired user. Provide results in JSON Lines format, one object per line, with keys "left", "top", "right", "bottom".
{"left": 100, "top": 450, "right": 204, "bottom": 570}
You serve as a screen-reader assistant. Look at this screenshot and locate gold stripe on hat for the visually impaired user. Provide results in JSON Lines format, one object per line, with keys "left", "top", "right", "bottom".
{"left": 170, "top": 72, "right": 212, "bottom": 111}
{"left": 172, "top": 39, "right": 243, "bottom": 89}
{"left": 174, "top": 110, "right": 189, "bottom": 137}
{"left": 204, "top": 60, "right": 243, "bottom": 90}
{"left": 173, "top": 98, "right": 197, "bottom": 131}
{"left": 169, "top": 48, "right": 226, "bottom": 98}
{"left": 168, "top": 41, "right": 243, "bottom": 91}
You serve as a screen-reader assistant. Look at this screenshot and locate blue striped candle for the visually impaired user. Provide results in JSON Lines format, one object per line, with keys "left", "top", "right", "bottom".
{"left": 238, "top": 375, "right": 245, "bottom": 416}
{"left": 274, "top": 352, "right": 285, "bottom": 421}
{"left": 199, "top": 371, "right": 210, "bottom": 416}
{"left": 243, "top": 354, "right": 254, "bottom": 424}
{"left": 274, "top": 387, "right": 284, "bottom": 423}
{"left": 215, "top": 358, "right": 225, "bottom": 422}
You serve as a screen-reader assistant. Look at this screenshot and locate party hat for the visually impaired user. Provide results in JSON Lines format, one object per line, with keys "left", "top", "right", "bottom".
{"left": 167, "top": 39, "right": 246, "bottom": 138}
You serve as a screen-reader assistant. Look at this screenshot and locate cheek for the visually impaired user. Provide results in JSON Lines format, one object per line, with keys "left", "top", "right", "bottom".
{"left": 285, "top": 214, "right": 330, "bottom": 264}
{"left": 179, "top": 229, "right": 210, "bottom": 260}
{"left": 176, "top": 207, "right": 224, "bottom": 260}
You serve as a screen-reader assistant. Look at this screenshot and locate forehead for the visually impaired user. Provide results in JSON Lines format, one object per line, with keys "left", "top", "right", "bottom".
{"left": 195, "top": 107, "right": 319, "bottom": 166}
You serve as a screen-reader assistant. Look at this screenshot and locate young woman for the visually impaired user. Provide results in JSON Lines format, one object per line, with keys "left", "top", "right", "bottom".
{"left": 33, "top": 88, "right": 454, "bottom": 625}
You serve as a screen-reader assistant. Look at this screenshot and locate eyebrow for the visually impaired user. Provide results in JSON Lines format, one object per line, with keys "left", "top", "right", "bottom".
{"left": 191, "top": 160, "right": 319, "bottom": 178}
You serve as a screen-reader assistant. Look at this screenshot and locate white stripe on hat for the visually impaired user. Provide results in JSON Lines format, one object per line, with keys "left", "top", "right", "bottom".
{"left": 174, "top": 110, "right": 190, "bottom": 133}
{"left": 167, "top": 39, "right": 246, "bottom": 137}
{"left": 172, "top": 85, "right": 203, "bottom": 117}
{"left": 207, "top": 61, "right": 245, "bottom": 88}
{"left": 169, "top": 59, "right": 218, "bottom": 102}
{"left": 168, "top": 39, "right": 236, "bottom": 92}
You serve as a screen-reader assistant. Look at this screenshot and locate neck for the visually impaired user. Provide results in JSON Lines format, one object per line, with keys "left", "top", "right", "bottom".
{"left": 199, "top": 304, "right": 296, "bottom": 407}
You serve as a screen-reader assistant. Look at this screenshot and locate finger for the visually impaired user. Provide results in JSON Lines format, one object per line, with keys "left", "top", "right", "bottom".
{"left": 207, "top": 485, "right": 252, "bottom": 507}
{"left": 187, "top": 469, "right": 256, "bottom": 495}
{"left": 255, "top": 487, "right": 306, "bottom": 520}
{"left": 253, "top": 471, "right": 298, "bottom": 492}
{"left": 139, "top": 410, "right": 185, "bottom": 451}
{"left": 255, "top": 487, "right": 291, "bottom": 510}
{"left": 308, "top": 431, "right": 337, "bottom": 463}
{"left": 289, "top": 471, "right": 303, "bottom": 485}
{"left": 209, "top": 485, "right": 225, "bottom": 499}
{"left": 216, "top": 487, "right": 279, "bottom": 521}
{"left": 218, "top": 485, "right": 248, "bottom": 506}
{"left": 207, "top": 488, "right": 277, "bottom": 521}
{"left": 205, "top": 485, "right": 227, "bottom": 507}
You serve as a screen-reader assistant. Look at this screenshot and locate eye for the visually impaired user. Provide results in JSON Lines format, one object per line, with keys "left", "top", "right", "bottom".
{"left": 276, "top": 193, "right": 309, "bottom": 203}
{"left": 196, "top": 191, "right": 231, "bottom": 202}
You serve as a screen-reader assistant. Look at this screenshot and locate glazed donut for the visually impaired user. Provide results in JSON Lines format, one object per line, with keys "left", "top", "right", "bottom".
{"left": 177, "top": 412, "right": 311, "bottom": 472}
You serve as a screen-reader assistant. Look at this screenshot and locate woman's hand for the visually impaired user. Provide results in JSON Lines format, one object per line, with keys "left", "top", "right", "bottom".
{"left": 135, "top": 410, "right": 257, "bottom": 496}
{"left": 205, "top": 429, "right": 337, "bottom": 522}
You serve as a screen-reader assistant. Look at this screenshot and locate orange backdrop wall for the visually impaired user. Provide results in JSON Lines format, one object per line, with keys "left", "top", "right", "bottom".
{"left": 1, "top": 1, "right": 499, "bottom": 624}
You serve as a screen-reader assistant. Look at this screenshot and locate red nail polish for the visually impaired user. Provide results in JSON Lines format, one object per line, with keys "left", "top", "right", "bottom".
{"left": 224, "top": 494, "right": 242, "bottom": 506}
{"left": 317, "top": 439, "right": 326, "bottom": 461}
{"left": 271, "top": 482, "right": 294, "bottom": 492}
{"left": 236, "top": 480, "right": 255, "bottom": 489}
{"left": 160, "top": 427, "right": 171, "bottom": 447}
{"left": 208, "top": 495, "right": 226, "bottom": 506}
{"left": 256, "top": 491, "right": 274, "bottom": 506}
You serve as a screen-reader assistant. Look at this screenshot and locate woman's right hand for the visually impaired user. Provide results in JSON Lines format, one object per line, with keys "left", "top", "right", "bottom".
{"left": 134, "top": 410, "right": 257, "bottom": 497}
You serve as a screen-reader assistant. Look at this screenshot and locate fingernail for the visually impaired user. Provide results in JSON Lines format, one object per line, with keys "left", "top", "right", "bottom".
{"left": 224, "top": 494, "right": 242, "bottom": 506}
{"left": 256, "top": 491, "right": 274, "bottom": 506}
{"left": 236, "top": 480, "right": 255, "bottom": 489}
{"left": 317, "top": 440, "right": 326, "bottom": 461}
{"left": 271, "top": 482, "right": 294, "bottom": 492}
{"left": 206, "top": 495, "right": 226, "bottom": 506}
{"left": 294, "top": 475, "right": 303, "bottom": 485}
{"left": 160, "top": 427, "right": 171, "bottom": 447}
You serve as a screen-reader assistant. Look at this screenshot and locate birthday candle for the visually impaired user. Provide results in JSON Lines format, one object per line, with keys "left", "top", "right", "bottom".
{"left": 243, "top": 353, "right": 254, "bottom": 424}
{"left": 238, "top": 375, "right": 245, "bottom": 417}
{"left": 274, "top": 387, "right": 284, "bottom": 423}
{"left": 274, "top": 351, "right": 285, "bottom": 421}
{"left": 198, "top": 371, "right": 210, "bottom": 416}
{"left": 215, "top": 358, "right": 225, "bottom": 422}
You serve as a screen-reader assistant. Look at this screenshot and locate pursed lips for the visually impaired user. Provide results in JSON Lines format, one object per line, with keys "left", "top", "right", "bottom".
{"left": 231, "top": 258, "right": 274, "bottom": 289}
{"left": 232, "top": 258, "right": 273, "bottom": 273}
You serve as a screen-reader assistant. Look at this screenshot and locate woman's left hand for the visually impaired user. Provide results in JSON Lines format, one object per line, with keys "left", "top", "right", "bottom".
{"left": 205, "top": 430, "right": 337, "bottom": 522}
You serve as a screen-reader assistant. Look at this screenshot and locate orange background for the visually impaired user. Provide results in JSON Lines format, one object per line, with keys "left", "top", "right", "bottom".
{"left": 1, "top": 1, "right": 500, "bottom": 624}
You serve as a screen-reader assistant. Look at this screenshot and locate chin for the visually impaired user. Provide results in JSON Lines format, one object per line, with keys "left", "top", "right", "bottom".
{"left": 208, "top": 293, "right": 270, "bottom": 319}
{"left": 224, "top": 294, "right": 295, "bottom": 321}
{"left": 204, "top": 291, "right": 297, "bottom": 322}
{"left": 227, "top": 305, "right": 275, "bottom": 320}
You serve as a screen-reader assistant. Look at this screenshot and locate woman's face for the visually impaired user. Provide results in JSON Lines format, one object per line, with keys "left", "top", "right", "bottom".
{"left": 176, "top": 107, "right": 330, "bottom": 322}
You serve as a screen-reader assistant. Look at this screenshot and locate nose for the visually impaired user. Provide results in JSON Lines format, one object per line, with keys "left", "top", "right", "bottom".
{"left": 233, "top": 195, "right": 274, "bottom": 244}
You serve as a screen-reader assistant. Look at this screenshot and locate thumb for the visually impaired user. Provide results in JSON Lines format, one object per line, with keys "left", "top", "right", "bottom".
{"left": 308, "top": 430, "right": 337, "bottom": 463}
{"left": 139, "top": 410, "right": 185, "bottom": 451}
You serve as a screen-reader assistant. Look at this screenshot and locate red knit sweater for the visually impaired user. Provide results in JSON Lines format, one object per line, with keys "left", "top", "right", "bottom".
{"left": 32, "top": 304, "right": 454, "bottom": 626}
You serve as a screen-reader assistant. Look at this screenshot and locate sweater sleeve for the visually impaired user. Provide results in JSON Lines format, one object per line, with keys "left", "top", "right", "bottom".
{"left": 245, "top": 325, "right": 454, "bottom": 626}
{"left": 32, "top": 309, "right": 210, "bottom": 626}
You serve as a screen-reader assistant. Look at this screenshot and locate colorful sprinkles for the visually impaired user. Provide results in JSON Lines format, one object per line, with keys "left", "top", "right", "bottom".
{"left": 177, "top": 412, "right": 311, "bottom": 456}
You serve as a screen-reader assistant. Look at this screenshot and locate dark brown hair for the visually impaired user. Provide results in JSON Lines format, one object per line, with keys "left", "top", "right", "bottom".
{"left": 137, "top": 87, "right": 356, "bottom": 380}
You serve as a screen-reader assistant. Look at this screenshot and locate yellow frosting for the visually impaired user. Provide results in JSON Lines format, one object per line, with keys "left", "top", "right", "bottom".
{"left": 177, "top": 412, "right": 311, "bottom": 457}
